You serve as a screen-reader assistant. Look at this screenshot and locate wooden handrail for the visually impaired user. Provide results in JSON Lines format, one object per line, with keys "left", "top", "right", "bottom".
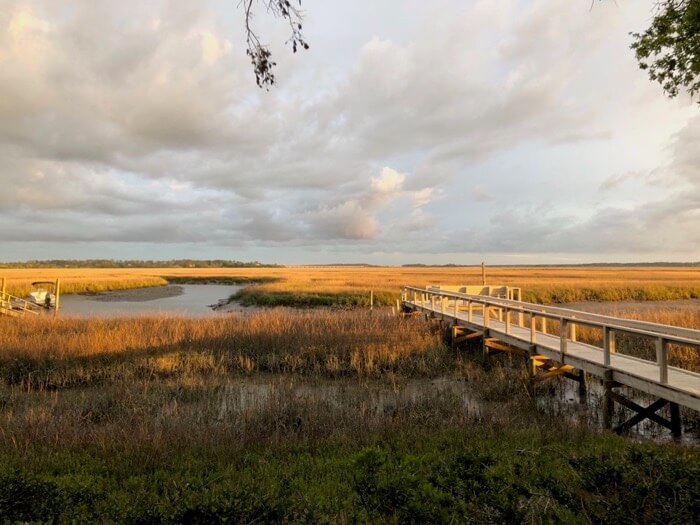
{"left": 403, "top": 285, "right": 700, "bottom": 387}
{"left": 402, "top": 286, "right": 700, "bottom": 347}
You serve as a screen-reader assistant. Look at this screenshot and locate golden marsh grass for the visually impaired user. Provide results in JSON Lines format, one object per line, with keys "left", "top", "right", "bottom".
{"left": 0, "top": 310, "right": 477, "bottom": 451}
{"left": 2, "top": 265, "right": 700, "bottom": 304}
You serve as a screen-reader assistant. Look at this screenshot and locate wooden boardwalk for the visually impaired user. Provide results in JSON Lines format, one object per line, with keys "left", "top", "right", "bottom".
{"left": 401, "top": 286, "right": 700, "bottom": 435}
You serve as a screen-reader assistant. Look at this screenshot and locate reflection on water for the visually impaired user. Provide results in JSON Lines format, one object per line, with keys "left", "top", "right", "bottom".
{"left": 59, "top": 284, "right": 243, "bottom": 317}
{"left": 535, "top": 375, "right": 700, "bottom": 446}
{"left": 209, "top": 375, "right": 698, "bottom": 445}
{"left": 215, "top": 377, "right": 481, "bottom": 421}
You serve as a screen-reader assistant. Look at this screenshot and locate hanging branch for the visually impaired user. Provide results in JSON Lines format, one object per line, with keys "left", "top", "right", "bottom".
{"left": 242, "top": 0, "right": 309, "bottom": 88}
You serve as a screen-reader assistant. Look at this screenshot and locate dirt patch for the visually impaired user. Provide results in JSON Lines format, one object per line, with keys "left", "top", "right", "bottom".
{"left": 85, "top": 285, "right": 183, "bottom": 302}
{"left": 212, "top": 300, "right": 261, "bottom": 314}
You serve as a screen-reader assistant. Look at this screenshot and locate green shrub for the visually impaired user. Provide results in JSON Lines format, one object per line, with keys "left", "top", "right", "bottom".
{"left": 0, "top": 470, "right": 64, "bottom": 523}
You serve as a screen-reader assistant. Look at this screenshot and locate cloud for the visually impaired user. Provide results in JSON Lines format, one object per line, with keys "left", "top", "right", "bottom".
{"left": 300, "top": 166, "right": 412, "bottom": 240}
{"left": 412, "top": 188, "right": 433, "bottom": 208}
{"left": 371, "top": 167, "right": 405, "bottom": 193}
{"left": 0, "top": 0, "right": 697, "bottom": 262}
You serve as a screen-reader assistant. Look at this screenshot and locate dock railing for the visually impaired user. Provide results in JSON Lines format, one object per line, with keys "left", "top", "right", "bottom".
{"left": 401, "top": 286, "right": 700, "bottom": 386}
{"left": 0, "top": 290, "right": 41, "bottom": 317}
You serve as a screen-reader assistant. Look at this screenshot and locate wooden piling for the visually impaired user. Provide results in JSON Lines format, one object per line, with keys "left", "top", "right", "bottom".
{"left": 670, "top": 402, "right": 682, "bottom": 438}
{"left": 54, "top": 278, "right": 61, "bottom": 318}
{"left": 578, "top": 370, "right": 587, "bottom": 397}
{"left": 603, "top": 370, "right": 615, "bottom": 430}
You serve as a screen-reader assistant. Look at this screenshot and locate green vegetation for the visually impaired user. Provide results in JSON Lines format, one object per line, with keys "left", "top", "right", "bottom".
{"left": 230, "top": 285, "right": 700, "bottom": 308}
{"left": 231, "top": 288, "right": 397, "bottom": 308}
{"left": 1, "top": 429, "right": 698, "bottom": 523}
{"left": 631, "top": 0, "right": 700, "bottom": 103}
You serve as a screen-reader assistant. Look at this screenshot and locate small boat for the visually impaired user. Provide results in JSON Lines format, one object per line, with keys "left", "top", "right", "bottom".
{"left": 27, "top": 281, "right": 57, "bottom": 308}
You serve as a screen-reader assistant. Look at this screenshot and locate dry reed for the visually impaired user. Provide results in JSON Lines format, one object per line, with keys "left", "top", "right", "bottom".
{"left": 2, "top": 266, "right": 700, "bottom": 303}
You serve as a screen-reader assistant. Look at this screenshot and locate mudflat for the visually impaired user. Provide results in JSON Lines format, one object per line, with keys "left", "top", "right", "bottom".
{"left": 85, "top": 285, "right": 183, "bottom": 302}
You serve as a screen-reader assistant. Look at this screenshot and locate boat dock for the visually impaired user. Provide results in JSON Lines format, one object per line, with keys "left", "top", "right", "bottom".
{"left": 401, "top": 285, "right": 700, "bottom": 436}
{"left": 0, "top": 277, "right": 60, "bottom": 318}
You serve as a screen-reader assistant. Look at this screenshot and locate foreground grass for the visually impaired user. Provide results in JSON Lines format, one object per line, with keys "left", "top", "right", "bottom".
{"left": 3, "top": 265, "right": 700, "bottom": 305}
{"left": 1, "top": 429, "right": 698, "bottom": 523}
{"left": 1, "top": 310, "right": 699, "bottom": 522}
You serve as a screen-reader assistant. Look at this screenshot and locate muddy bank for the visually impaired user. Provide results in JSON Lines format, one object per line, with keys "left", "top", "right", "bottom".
{"left": 84, "top": 285, "right": 184, "bottom": 302}
{"left": 61, "top": 284, "right": 244, "bottom": 317}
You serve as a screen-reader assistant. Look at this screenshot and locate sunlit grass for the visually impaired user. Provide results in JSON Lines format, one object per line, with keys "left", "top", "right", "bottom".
{"left": 2, "top": 266, "right": 700, "bottom": 305}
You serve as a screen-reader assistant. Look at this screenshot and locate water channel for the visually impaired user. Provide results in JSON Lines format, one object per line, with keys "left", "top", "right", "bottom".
{"left": 58, "top": 284, "right": 245, "bottom": 317}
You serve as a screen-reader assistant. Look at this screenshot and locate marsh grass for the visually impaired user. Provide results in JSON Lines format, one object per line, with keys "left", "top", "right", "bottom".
{"left": 164, "top": 275, "right": 280, "bottom": 285}
{"left": 0, "top": 310, "right": 543, "bottom": 455}
{"left": 3, "top": 265, "right": 700, "bottom": 305}
{"left": 1, "top": 308, "right": 699, "bottom": 521}
{"left": 232, "top": 288, "right": 396, "bottom": 307}
{"left": 0, "top": 310, "right": 449, "bottom": 391}
{"left": 5, "top": 277, "right": 168, "bottom": 298}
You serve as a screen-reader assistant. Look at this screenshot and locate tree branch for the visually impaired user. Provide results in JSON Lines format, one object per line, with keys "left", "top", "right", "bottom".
{"left": 241, "top": 0, "right": 309, "bottom": 89}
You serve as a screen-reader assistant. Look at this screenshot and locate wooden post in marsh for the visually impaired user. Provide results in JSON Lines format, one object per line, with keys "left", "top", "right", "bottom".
{"left": 369, "top": 290, "right": 373, "bottom": 315}
{"left": 53, "top": 278, "right": 61, "bottom": 318}
{"left": 603, "top": 370, "right": 615, "bottom": 430}
{"left": 578, "top": 370, "right": 588, "bottom": 397}
{"left": 481, "top": 262, "right": 486, "bottom": 286}
{"left": 670, "top": 402, "right": 682, "bottom": 438}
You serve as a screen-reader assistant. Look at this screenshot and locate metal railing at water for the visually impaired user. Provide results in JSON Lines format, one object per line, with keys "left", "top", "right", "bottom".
{"left": 0, "top": 290, "right": 41, "bottom": 317}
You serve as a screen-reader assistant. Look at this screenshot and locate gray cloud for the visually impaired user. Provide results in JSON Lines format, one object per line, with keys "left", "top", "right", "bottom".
{"left": 0, "top": 0, "right": 697, "bottom": 262}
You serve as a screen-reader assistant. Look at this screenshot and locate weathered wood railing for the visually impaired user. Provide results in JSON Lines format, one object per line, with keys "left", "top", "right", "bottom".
{"left": 401, "top": 286, "right": 700, "bottom": 389}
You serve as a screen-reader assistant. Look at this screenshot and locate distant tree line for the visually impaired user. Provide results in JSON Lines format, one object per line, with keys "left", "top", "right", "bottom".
{"left": 0, "top": 260, "right": 284, "bottom": 269}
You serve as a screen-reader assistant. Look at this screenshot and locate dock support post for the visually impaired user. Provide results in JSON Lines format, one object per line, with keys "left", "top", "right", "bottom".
{"left": 527, "top": 353, "right": 538, "bottom": 396}
{"left": 54, "top": 279, "right": 61, "bottom": 318}
{"left": 603, "top": 371, "right": 615, "bottom": 430}
{"left": 578, "top": 370, "right": 587, "bottom": 394}
{"left": 670, "top": 402, "right": 682, "bottom": 438}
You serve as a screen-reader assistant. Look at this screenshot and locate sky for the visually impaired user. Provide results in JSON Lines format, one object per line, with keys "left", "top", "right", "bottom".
{"left": 0, "top": 0, "right": 698, "bottom": 265}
